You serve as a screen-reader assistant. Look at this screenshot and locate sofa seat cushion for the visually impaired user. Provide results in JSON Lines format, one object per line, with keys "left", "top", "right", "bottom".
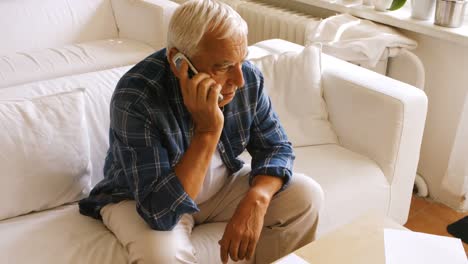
{"left": 191, "top": 222, "right": 254, "bottom": 264}
{"left": 239, "top": 144, "right": 390, "bottom": 236}
{"left": 0, "top": 38, "right": 154, "bottom": 88}
{"left": 293, "top": 144, "right": 390, "bottom": 236}
{"left": 0, "top": 204, "right": 127, "bottom": 264}
{"left": 0, "top": 204, "right": 254, "bottom": 264}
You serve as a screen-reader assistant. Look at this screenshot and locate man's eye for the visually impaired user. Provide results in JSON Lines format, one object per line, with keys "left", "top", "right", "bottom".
{"left": 216, "top": 67, "right": 230, "bottom": 73}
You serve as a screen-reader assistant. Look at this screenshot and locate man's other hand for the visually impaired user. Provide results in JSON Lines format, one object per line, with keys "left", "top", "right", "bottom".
{"left": 218, "top": 189, "right": 269, "bottom": 263}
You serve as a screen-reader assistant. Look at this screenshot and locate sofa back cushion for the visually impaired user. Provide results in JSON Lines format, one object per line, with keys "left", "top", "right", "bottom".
{"left": 0, "top": 89, "right": 91, "bottom": 220}
{"left": 0, "top": 0, "right": 118, "bottom": 54}
{"left": 249, "top": 45, "right": 338, "bottom": 147}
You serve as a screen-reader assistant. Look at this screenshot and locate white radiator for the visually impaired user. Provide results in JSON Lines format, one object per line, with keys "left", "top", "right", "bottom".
{"left": 229, "top": 1, "right": 321, "bottom": 46}
{"left": 171, "top": 0, "right": 320, "bottom": 45}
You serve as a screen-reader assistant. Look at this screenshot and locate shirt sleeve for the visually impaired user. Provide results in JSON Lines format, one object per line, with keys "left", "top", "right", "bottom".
{"left": 110, "top": 95, "right": 199, "bottom": 231}
{"left": 246, "top": 71, "right": 295, "bottom": 192}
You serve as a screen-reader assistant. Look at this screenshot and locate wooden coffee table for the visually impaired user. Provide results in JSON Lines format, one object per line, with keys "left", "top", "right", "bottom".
{"left": 273, "top": 211, "right": 407, "bottom": 264}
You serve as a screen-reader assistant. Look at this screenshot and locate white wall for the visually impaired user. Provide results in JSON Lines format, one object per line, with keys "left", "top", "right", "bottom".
{"left": 444, "top": 94, "right": 468, "bottom": 211}
{"left": 401, "top": 30, "right": 468, "bottom": 211}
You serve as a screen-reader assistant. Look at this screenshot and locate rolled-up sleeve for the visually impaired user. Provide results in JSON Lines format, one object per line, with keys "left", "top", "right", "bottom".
{"left": 111, "top": 97, "right": 198, "bottom": 231}
{"left": 246, "top": 73, "right": 295, "bottom": 192}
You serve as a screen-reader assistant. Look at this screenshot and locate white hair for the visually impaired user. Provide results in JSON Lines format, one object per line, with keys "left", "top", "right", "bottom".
{"left": 167, "top": 0, "right": 248, "bottom": 58}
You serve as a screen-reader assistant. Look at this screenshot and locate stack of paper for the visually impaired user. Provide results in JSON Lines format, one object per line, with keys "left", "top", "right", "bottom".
{"left": 384, "top": 229, "right": 467, "bottom": 264}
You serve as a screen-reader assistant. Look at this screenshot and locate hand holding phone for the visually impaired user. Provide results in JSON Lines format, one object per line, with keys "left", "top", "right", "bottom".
{"left": 172, "top": 52, "right": 224, "bottom": 134}
{"left": 172, "top": 52, "right": 224, "bottom": 102}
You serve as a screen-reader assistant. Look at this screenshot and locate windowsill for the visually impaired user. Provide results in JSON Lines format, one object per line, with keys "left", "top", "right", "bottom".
{"left": 295, "top": 0, "right": 468, "bottom": 46}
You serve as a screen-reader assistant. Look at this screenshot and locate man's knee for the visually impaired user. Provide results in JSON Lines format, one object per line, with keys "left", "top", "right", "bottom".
{"left": 288, "top": 173, "right": 324, "bottom": 214}
{"left": 126, "top": 214, "right": 197, "bottom": 264}
{"left": 130, "top": 230, "right": 195, "bottom": 264}
{"left": 132, "top": 234, "right": 176, "bottom": 263}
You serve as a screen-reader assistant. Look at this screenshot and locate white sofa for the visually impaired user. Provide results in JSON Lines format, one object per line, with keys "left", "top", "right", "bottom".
{"left": 0, "top": 1, "right": 428, "bottom": 263}
{"left": 0, "top": 0, "right": 177, "bottom": 89}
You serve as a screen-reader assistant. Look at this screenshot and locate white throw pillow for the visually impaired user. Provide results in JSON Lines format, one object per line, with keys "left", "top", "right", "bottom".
{"left": 0, "top": 89, "right": 91, "bottom": 220}
{"left": 249, "top": 45, "right": 338, "bottom": 147}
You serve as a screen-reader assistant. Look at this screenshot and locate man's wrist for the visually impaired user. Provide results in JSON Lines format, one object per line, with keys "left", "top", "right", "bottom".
{"left": 192, "top": 130, "right": 221, "bottom": 145}
{"left": 248, "top": 175, "right": 284, "bottom": 206}
{"left": 246, "top": 187, "right": 272, "bottom": 207}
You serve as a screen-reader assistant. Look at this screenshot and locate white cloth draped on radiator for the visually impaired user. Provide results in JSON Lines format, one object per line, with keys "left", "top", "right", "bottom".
{"left": 305, "top": 14, "right": 417, "bottom": 67}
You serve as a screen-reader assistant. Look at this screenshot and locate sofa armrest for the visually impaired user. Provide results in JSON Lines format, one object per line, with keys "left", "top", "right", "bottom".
{"left": 321, "top": 54, "right": 428, "bottom": 223}
{"left": 111, "top": 0, "right": 179, "bottom": 49}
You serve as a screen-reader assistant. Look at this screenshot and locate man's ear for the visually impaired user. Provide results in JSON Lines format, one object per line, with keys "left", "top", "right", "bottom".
{"left": 167, "top": 48, "right": 180, "bottom": 77}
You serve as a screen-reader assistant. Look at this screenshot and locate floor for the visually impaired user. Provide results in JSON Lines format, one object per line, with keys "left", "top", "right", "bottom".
{"left": 404, "top": 195, "right": 468, "bottom": 256}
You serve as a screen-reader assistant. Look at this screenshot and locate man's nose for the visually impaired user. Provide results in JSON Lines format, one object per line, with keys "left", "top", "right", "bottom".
{"left": 230, "top": 63, "right": 245, "bottom": 88}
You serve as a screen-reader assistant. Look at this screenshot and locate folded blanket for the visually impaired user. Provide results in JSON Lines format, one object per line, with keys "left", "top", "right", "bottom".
{"left": 306, "top": 14, "right": 417, "bottom": 67}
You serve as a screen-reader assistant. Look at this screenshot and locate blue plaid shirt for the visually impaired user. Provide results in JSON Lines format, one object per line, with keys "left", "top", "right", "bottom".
{"left": 79, "top": 49, "right": 295, "bottom": 231}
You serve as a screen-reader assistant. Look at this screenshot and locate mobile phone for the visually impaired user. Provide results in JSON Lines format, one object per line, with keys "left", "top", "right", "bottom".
{"left": 173, "top": 52, "right": 198, "bottom": 79}
{"left": 172, "top": 52, "right": 223, "bottom": 102}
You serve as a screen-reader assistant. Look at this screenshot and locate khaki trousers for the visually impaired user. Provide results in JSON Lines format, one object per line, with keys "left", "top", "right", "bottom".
{"left": 101, "top": 168, "right": 324, "bottom": 264}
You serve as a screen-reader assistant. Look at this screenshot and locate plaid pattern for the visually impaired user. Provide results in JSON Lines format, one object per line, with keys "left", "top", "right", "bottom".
{"left": 79, "top": 49, "right": 294, "bottom": 231}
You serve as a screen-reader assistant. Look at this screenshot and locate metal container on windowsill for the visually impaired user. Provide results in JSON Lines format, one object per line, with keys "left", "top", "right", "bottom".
{"left": 434, "top": 0, "right": 467, "bottom": 27}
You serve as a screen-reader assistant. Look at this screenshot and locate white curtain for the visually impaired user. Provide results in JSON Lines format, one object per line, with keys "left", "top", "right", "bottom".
{"left": 443, "top": 92, "right": 468, "bottom": 211}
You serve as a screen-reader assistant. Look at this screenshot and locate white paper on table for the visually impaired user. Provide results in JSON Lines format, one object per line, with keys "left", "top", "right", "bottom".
{"left": 384, "top": 229, "right": 468, "bottom": 264}
{"left": 275, "top": 253, "right": 310, "bottom": 264}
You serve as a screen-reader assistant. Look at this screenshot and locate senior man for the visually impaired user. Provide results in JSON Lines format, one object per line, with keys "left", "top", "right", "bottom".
{"left": 79, "top": 0, "right": 323, "bottom": 263}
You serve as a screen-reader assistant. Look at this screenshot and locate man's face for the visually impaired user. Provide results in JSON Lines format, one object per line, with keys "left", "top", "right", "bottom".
{"left": 189, "top": 31, "right": 248, "bottom": 107}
